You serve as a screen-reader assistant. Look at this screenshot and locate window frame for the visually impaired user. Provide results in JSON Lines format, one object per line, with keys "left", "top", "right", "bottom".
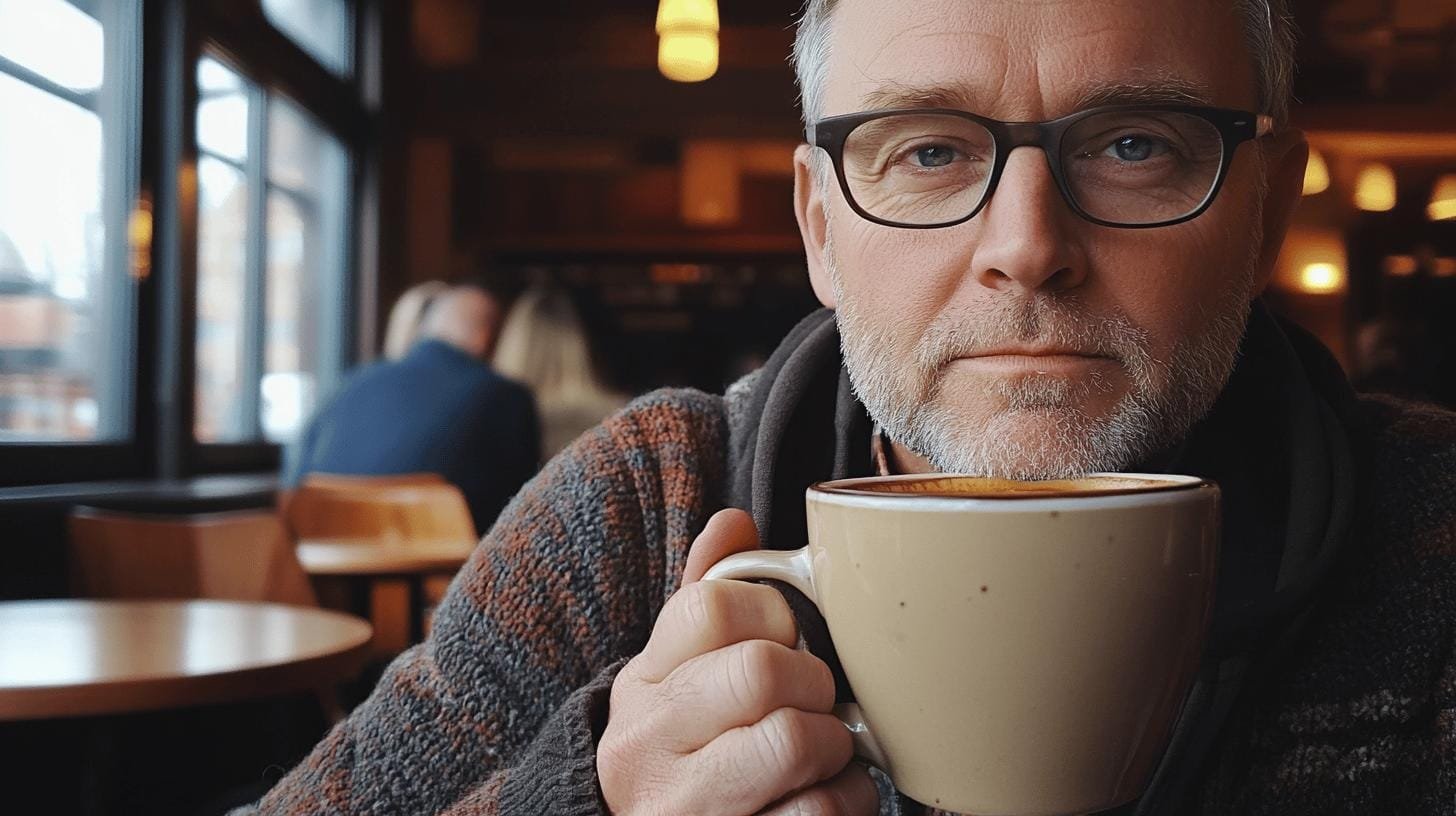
{"left": 0, "top": 0, "right": 379, "bottom": 487}
{"left": 0, "top": 0, "right": 144, "bottom": 485}
{"left": 185, "top": 0, "right": 372, "bottom": 474}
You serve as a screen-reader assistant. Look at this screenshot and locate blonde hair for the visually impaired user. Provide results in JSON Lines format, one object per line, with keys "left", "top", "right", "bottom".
{"left": 493, "top": 286, "right": 613, "bottom": 407}
{"left": 382, "top": 281, "right": 448, "bottom": 360}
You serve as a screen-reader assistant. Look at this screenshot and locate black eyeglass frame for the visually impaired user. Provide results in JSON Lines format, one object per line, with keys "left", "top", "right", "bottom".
{"left": 806, "top": 104, "right": 1275, "bottom": 230}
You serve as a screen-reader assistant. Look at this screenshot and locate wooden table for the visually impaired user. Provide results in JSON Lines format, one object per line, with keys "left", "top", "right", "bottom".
{"left": 0, "top": 599, "right": 372, "bottom": 721}
{"left": 296, "top": 538, "right": 477, "bottom": 646}
{"left": 296, "top": 538, "right": 477, "bottom": 576}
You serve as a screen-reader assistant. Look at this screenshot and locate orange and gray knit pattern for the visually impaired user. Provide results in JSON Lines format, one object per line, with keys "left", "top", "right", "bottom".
{"left": 247, "top": 389, "right": 1456, "bottom": 816}
{"left": 251, "top": 388, "right": 726, "bottom": 815}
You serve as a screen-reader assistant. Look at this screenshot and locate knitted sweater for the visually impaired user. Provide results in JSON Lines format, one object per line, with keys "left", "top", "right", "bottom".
{"left": 251, "top": 327, "right": 1456, "bottom": 816}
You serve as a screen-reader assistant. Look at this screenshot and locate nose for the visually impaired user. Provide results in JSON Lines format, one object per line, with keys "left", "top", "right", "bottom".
{"left": 968, "top": 146, "right": 1088, "bottom": 294}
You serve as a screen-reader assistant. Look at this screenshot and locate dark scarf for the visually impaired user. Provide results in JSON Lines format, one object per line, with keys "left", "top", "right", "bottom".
{"left": 726, "top": 300, "right": 1357, "bottom": 814}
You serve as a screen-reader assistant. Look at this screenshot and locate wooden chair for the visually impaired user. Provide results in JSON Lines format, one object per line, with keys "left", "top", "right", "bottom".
{"left": 276, "top": 472, "right": 445, "bottom": 518}
{"left": 69, "top": 507, "right": 317, "bottom": 607}
{"left": 302, "top": 472, "right": 446, "bottom": 490}
{"left": 281, "top": 479, "right": 477, "bottom": 654}
{"left": 283, "top": 479, "right": 476, "bottom": 541}
{"left": 67, "top": 507, "right": 346, "bottom": 720}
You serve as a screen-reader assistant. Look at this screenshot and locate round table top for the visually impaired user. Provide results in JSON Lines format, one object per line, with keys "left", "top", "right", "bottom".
{"left": 296, "top": 538, "right": 477, "bottom": 576}
{"left": 0, "top": 599, "right": 373, "bottom": 721}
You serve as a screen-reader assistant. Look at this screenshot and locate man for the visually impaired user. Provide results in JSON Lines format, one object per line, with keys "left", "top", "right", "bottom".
{"left": 250, "top": 1, "right": 1456, "bottom": 814}
{"left": 285, "top": 284, "right": 540, "bottom": 533}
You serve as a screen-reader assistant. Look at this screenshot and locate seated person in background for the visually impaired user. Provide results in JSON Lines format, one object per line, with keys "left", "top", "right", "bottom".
{"left": 493, "top": 285, "right": 629, "bottom": 459}
{"left": 285, "top": 283, "right": 540, "bottom": 534}
{"left": 381, "top": 279, "right": 449, "bottom": 361}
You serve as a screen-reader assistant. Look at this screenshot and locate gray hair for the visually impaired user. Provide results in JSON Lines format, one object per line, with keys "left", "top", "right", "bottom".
{"left": 791, "top": 0, "right": 1297, "bottom": 127}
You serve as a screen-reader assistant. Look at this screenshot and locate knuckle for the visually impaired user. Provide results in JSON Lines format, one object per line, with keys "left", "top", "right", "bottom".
{"left": 758, "top": 707, "right": 812, "bottom": 770}
{"left": 678, "top": 580, "right": 733, "bottom": 634}
{"left": 728, "top": 639, "right": 785, "bottom": 711}
{"left": 611, "top": 659, "right": 643, "bottom": 704}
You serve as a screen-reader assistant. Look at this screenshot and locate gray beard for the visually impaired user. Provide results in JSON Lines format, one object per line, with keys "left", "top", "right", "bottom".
{"left": 830, "top": 234, "right": 1259, "bottom": 479}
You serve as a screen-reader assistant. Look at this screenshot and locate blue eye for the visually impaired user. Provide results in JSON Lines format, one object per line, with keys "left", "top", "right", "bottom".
{"left": 1106, "top": 136, "right": 1164, "bottom": 162}
{"left": 913, "top": 146, "right": 957, "bottom": 167}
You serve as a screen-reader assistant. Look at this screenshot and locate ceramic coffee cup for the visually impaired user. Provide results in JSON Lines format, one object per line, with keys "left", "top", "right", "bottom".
{"left": 703, "top": 473, "right": 1220, "bottom": 815}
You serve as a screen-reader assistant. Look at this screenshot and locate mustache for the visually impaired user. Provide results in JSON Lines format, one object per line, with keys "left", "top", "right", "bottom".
{"left": 913, "top": 297, "right": 1152, "bottom": 371}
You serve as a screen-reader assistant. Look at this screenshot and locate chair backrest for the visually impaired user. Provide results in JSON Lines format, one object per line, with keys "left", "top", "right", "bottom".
{"left": 283, "top": 480, "right": 477, "bottom": 542}
{"left": 301, "top": 472, "right": 446, "bottom": 490}
{"left": 68, "top": 507, "right": 318, "bottom": 606}
{"left": 278, "top": 473, "right": 447, "bottom": 517}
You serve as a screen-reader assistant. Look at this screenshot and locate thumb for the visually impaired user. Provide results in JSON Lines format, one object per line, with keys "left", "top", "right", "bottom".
{"left": 681, "top": 508, "right": 761, "bottom": 584}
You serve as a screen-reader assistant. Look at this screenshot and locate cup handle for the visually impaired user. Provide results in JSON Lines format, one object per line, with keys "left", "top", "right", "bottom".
{"left": 703, "top": 548, "right": 890, "bottom": 771}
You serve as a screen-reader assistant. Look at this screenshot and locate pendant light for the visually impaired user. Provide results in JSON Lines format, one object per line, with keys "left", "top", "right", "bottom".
{"left": 1428, "top": 174, "right": 1456, "bottom": 221}
{"left": 1353, "top": 162, "right": 1397, "bottom": 212}
{"left": 656, "top": 0, "right": 719, "bottom": 83}
{"left": 1302, "top": 148, "right": 1329, "bottom": 196}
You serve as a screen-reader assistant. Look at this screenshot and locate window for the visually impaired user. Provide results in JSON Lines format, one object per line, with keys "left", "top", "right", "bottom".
{"left": 0, "top": 0, "right": 140, "bottom": 442}
{"left": 194, "top": 56, "right": 350, "bottom": 445}
{"left": 261, "top": 0, "right": 353, "bottom": 77}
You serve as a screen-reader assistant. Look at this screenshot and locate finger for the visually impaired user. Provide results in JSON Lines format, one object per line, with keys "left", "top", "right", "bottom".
{"left": 634, "top": 578, "right": 797, "bottom": 682}
{"left": 651, "top": 639, "right": 836, "bottom": 749}
{"left": 757, "top": 762, "right": 880, "bottom": 816}
{"left": 683, "top": 508, "right": 761, "bottom": 584}
{"left": 685, "top": 708, "right": 854, "bottom": 814}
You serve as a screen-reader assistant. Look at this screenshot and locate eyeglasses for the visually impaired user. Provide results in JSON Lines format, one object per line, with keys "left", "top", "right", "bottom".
{"left": 807, "top": 104, "right": 1274, "bottom": 230}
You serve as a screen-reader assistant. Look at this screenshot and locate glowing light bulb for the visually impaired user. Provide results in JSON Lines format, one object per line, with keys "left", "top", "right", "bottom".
{"left": 1299, "top": 262, "right": 1344, "bottom": 293}
{"left": 1353, "top": 163, "right": 1396, "bottom": 212}
{"left": 1302, "top": 148, "right": 1330, "bottom": 195}
{"left": 656, "top": 0, "right": 719, "bottom": 83}
{"left": 1428, "top": 174, "right": 1456, "bottom": 221}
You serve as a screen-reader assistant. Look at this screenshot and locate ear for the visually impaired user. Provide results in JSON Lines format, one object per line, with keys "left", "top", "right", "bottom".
{"left": 794, "top": 144, "right": 837, "bottom": 308}
{"left": 1251, "top": 127, "right": 1309, "bottom": 296}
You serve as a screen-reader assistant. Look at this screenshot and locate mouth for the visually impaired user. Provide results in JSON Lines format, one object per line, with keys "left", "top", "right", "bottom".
{"left": 948, "top": 348, "right": 1116, "bottom": 375}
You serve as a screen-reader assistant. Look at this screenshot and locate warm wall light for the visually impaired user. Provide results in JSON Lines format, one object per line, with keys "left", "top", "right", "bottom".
{"left": 1302, "top": 148, "right": 1330, "bottom": 195}
{"left": 1354, "top": 163, "right": 1397, "bottom": 211}
{"left": 681, "top": 140, "right": 741, "bottom": 226}
{"left": 1299, "top": 262, "right": 1345, "bottom": 294}
{"left": 1428, "top": 174, "right": 1456, "bottom": 221}
{"left": 1383, "top": 255, "right": 1418, "bottom": 277}
{"left": 128, "top": 190, "right": 153, "bottom": 280}
{"left": 656, "top": 0, "right": 719, "bottom": 82}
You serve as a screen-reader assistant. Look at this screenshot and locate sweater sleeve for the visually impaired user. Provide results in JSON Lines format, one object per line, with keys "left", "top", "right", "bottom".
{"left": 248, "top": 390, "right": 728, "bottom": 815}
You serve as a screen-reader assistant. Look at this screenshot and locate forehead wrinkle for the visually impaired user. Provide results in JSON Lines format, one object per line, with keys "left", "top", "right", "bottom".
{"left": 856, "top": 74, "right": 1215, "bottom": 120}
{"left": 834, "top": 11, "right": 1012, "bottom": 114}
{"left": 829, "top": 0, "right": 1254, "bottom": 122}
{"left": 1071, "top": 77, "right": 1215, "bottom": 109}
{"left": 860, "top": 79, "right": 985, "bottom": 111}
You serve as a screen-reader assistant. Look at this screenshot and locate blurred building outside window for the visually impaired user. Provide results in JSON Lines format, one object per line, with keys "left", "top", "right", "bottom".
{"left": 194, "top": 55, "right": 350, "bottom": 445}
{"left": 261, "top": 0, "right": 353, "bottom": 77}
{"left": 0, "top": 0, "right": 139, "bottom": 443}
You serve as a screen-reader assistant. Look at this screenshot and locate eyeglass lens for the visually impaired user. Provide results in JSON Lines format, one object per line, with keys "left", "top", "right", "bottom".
{"left": 840, "top": 109, "right": 1227, "bottom": 226}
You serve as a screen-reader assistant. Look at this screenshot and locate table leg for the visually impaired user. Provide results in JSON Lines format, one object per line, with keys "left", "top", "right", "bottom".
{"left": 368, "top": 579, "right": 412, "bottom": 656}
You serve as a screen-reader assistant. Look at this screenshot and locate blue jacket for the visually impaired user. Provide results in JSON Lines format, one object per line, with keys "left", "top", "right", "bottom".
{"left": 286, "top": 340, "right": 541, "bottom": 533}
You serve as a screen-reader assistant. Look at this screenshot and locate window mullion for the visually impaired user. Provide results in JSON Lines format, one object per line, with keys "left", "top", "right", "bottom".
{"left": 240, "top": 86, "right": 268, "bottom": 441}
{"left": 97, "top": 0, "right": 143, "bottom": 441}
{"left": 0, "top": 53, "right": 98, "bottom": 111}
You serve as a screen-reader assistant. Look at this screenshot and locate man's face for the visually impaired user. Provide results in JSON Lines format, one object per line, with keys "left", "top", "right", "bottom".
{"left": 796, "top": 0, "right": 1303, "bottom": 478}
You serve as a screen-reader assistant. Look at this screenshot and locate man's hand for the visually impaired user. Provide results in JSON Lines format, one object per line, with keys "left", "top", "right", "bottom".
{"left": 598, "top": 508, "right": 878, "bottom": 815}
